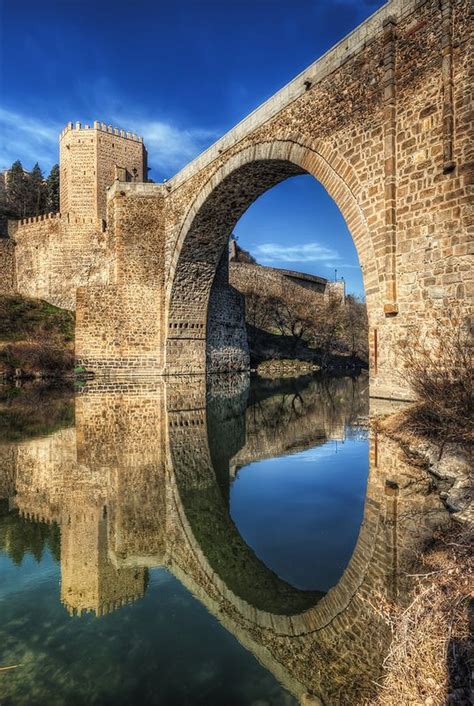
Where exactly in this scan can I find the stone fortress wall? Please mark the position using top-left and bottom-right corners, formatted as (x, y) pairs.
(228, 238), (346, 306)
(229, 261), (346, 310)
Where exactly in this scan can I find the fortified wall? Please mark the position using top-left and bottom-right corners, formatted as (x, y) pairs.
(229, 261), (345, 309)
(228, 239), (346, 304)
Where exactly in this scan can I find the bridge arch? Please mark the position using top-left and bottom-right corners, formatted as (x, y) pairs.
(165, 139), (381, 375)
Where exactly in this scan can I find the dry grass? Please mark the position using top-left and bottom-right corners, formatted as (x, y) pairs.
(0, 295), (75, 378)
(399, 316), (473, 446)
(0, 339), (74, 377)
(370, 523), (473, 706)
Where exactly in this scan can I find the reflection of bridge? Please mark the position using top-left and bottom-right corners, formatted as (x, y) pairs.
(0, 375), (447, 705)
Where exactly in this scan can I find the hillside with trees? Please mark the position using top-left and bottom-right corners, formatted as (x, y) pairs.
(230, 242), (369, 373)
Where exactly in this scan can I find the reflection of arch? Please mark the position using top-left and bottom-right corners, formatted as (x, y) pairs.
(170, 467), (385, 636)
(168, 411), (321, 615)
(166, 375), (390, 638)
(165, 140), (380, 374)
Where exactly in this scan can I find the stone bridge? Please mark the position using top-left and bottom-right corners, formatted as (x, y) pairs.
(0, 376), (449, 704)
(70, 0), (473, 400)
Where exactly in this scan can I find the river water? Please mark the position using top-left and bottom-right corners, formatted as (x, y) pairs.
(0, 373), (448, 706)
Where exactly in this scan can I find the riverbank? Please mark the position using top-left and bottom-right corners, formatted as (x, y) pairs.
(370, 411), (472, 706)
(247, 324), (368, 376)
(372, 520), (472, 706)
(0, 295), (74, 380)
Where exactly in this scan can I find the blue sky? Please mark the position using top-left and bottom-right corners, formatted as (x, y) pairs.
(0, 0), (385, 296)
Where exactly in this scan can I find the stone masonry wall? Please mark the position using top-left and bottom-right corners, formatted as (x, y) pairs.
(8, 213), (110, 310)
(0, 239), (16, 294)
(75, 284), (164, 374)
(230, 261), (321, 302)
(207, 248), (250, 373)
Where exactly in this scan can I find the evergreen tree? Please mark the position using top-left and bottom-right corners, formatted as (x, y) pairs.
(29, 162), (47, 216)
(6, 160), (29, 218)
(46, 164), (60, 213)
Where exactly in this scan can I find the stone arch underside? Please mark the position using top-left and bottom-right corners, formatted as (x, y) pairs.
(165, 140), (380, 375)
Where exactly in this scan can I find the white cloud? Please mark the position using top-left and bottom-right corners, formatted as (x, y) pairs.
(254, 242), (342, 266)
(111, 115), (217, 175)
(0, 105), (216, 177)
(0, 107), (60, 171)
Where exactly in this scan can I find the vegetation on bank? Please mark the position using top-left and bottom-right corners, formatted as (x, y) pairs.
(231, 240), (369, 371)
(371, 522), (472, 706)
(398, 315), (473, 447)
(246, 292), (368, 372)
(0, 384), (75, 441)
(0, 295), (74, 379)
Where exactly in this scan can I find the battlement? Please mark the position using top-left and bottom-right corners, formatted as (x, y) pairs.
(60, 121), (143, 143)
(62, 592), (144, 617)
(16, 212), (105, 227)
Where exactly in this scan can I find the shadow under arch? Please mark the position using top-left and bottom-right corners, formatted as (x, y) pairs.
(165, 139), (381, 374)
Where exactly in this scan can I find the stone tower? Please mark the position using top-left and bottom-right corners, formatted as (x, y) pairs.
(59, 121), (148, 221)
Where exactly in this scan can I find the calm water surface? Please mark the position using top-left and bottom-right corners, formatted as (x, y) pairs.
(0, 374), (447, 705)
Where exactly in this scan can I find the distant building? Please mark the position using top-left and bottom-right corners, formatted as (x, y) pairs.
(229, 238), (345, 305)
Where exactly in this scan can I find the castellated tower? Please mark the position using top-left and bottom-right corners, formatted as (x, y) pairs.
(0, 120), (149, 308)
(59, 121), (148, 221)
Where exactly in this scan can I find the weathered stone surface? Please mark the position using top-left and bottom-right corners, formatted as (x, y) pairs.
(1, 0), (472, 399)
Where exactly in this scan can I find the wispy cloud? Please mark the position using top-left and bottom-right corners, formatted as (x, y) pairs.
(111, 115), (217, 175)
(0, 105), (217, 178)
(254, 242), (342, 267)
(0, 107), (60, 171)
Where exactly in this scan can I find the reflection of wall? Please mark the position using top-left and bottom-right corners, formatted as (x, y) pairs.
(0, 377), (449, 705)
(232, 376), (367, 471)
(0, 427), (147, 617)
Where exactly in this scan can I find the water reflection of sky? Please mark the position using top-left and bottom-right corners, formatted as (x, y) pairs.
(230, 435), (369, 591)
